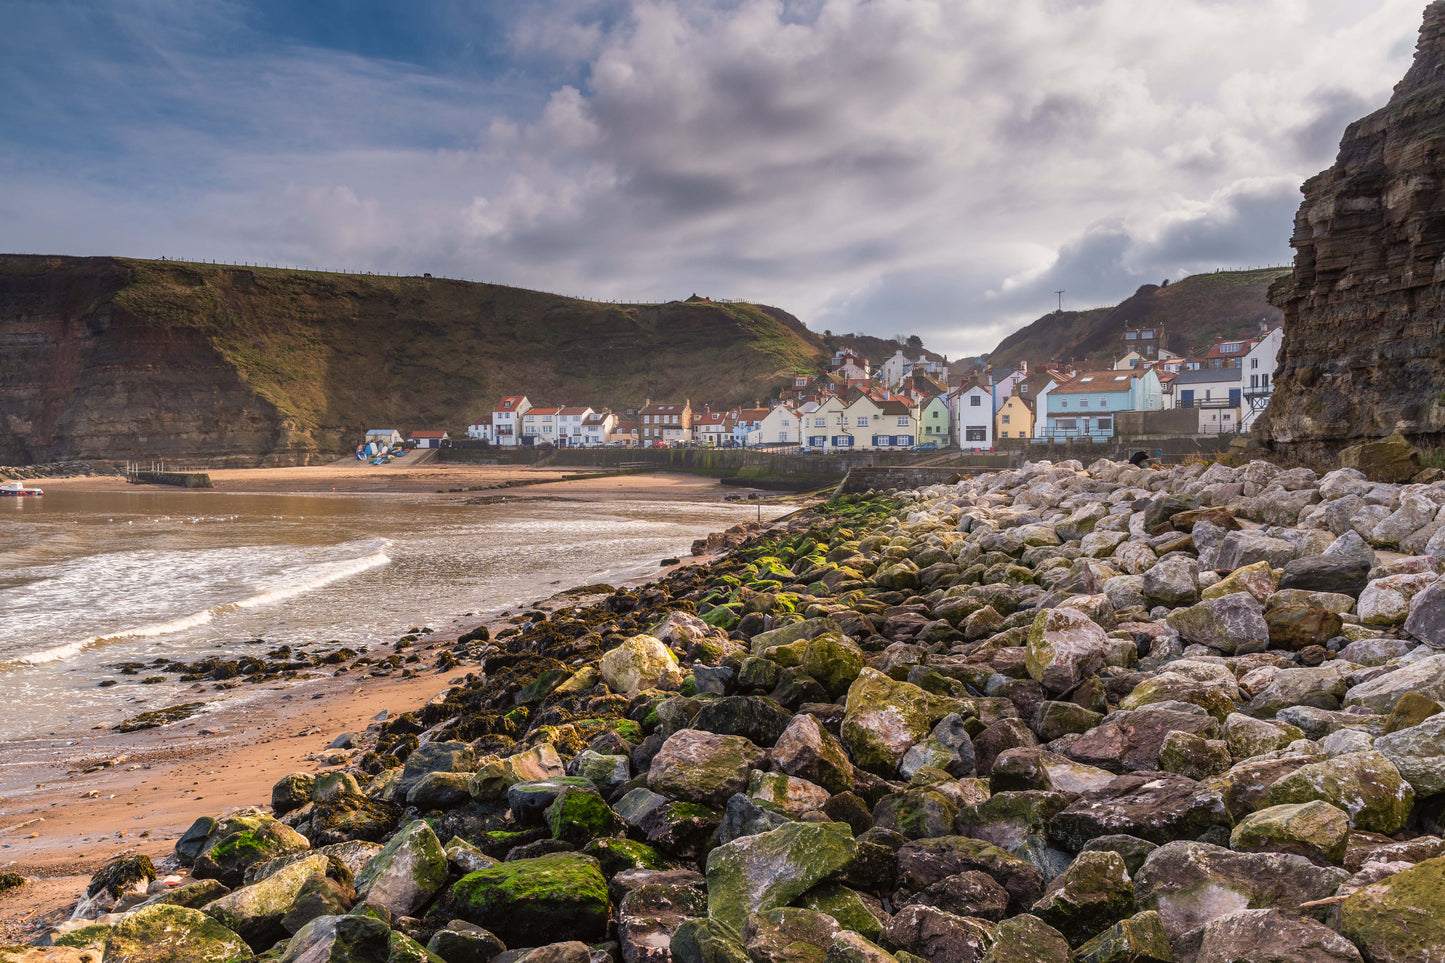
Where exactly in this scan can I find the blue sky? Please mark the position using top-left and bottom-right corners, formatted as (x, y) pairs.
(0, 0), (1426, 355)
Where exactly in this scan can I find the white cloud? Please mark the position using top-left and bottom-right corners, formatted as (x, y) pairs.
(0, 0), (1426, 355)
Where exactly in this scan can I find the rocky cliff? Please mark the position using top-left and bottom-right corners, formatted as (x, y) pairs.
(1260, 2), (1445, 456)
(0, 256), (825, 464)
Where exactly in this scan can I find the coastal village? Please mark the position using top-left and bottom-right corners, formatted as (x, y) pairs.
(373, 323), (1283, 457)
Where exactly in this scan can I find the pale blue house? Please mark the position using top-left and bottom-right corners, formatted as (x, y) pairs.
(1041, 368), (1163, 441)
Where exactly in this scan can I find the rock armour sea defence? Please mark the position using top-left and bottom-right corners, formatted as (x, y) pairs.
(1261, 1), (1445, 456)
(35, 456), (1445, 963)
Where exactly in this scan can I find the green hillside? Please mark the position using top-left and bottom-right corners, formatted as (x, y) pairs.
(0, 255), (828, 460)
(988, 268), (1287, 370)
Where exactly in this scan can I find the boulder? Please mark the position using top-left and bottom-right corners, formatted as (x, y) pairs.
(1028, 851), (1134, 946)
(1165, 593), (1268, 654)
(671, 918), (750, 963)
(977, 914), (1069, 963)
(692, 696), (794, 747)
(1228, 801), (1350, 865)
(1200, 561), (1276, 603)
(1267, 751), (1414, 834)
(647, 730), (767, 807)
(1141, 556), (1199, 607)
(617, 882), (708, 963)
(1358, 573), (1438, 625)
(1174, 908), (1363, 963)
(795, 882), (886, 941)
(742, 908), (841, 963)
(878, 905), (995, 963)
(272, 773), (315, 815)
(192, 815), (310, 887)
(1071, 910), (1173, 963)
(706, 822), (857, 931)
(1339, 855), (1445, 963)
(772, 713), (855, 795)
(204, 853), (331, 951)
(1065, 706), (1220, 774)
(102, 904), (249, 963)
(602, 634), (684, 694)
(546, 786), (623, 844)
(1404, 579), (1445, 648)
(841, 670), (935, 776)
(352, 819), (448, 917)
(427, 921), (507, 963)
(1373, 712), (1445, 795)
(1048, 771), (1232, 850)
(398, 740), (476, 797)
(894, 836), (1045, 914)
(1024, 607), (1110, 694)
(800, 634), (867, 700)
(1344, 654), (1445, 712)
(1133, 841), (1347, 940)
(276, 914), (390, 963)
(447, 853), (610, 947)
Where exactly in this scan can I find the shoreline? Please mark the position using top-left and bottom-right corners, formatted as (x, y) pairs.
(0, 484), (787, 939)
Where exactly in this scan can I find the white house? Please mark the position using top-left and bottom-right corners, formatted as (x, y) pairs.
(491, 396), (531, 447)
(951, 383), (993, 449)
(757, 406), (800, 445)
(557, 406), (594, 446)
(410, 430), (449, 449)
(1241, 327), (1283, 428)
(732, 408), (769, 446)
(465, 421), (495, 443)
(581, 410), (618, 446)
(522, 406), (563, 445)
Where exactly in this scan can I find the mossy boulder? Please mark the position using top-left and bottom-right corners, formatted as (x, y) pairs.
(978, 914), (1069, 963)
(706, 822), (858, 931)
(193, 816), (310, 887)
(447, 853), (610, 948)
(204, 853), (331, 951)
(671, 918), (750, 963)
(545, 786), (623, 844)
(1229, 801), (1349, 865)
(601, 633), (683, 695)
(1339, 855), (1445, 963)
(102, 905), (249, 963)
(87, 854), (156, 899)
(272, 773), (316, 815)
(647, 729), (767, 807)
(800, 634), (866, 700)
(1025, 607), (1110, 694)
(793, 883), (884, 942)
(742, 908), (841, 963)
(352, 819), (448, 917)
(1265, 751), (1414, 835)
(1071, 910), (1173, 963)
(581, 837), (669, 876)
(772, 713), (854, 795)
(1029, 851), (1135, 946)
(841, 670), (934, 776)
(276, 914), (390, 963)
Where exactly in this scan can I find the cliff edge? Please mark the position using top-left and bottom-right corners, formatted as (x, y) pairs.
(0, 256), (825, 464)
(1260, 1), (1445, 456)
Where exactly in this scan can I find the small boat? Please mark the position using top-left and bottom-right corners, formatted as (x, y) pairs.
(0, 480), (43, 497)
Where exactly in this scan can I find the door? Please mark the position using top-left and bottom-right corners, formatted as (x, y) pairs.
(1229, 388), (1241, 408)
(1180, 390), (1194, 408)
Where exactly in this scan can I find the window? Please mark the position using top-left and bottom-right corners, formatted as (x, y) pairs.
(970, 395), (981, 407)
(1056, 418), (1077, 431)
(1251, 358), (1259, 369)
(1099, 397), (1107, 406)
(781, 419), (790, 427)
(1002, 414), (1011, 424)
(1097, 418), (1112, 431)
(1263, 375), (1270, 388)
(815, 417), (826, 427)
(855, 416), (867, 426)
(1080, 399), (1089, 407)
(1060, 400), (1068, 408)
(966, 427), (987, 441)
(897, 417), (908, 426)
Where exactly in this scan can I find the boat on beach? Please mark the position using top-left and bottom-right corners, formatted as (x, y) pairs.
(0, 480), (43, 497)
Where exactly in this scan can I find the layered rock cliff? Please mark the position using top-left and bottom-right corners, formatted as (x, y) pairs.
(0, 256), (825, 464)
(1260, 1), (1445, 456)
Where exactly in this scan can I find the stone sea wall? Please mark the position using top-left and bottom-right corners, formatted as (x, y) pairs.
(27, 457), (1445, 962)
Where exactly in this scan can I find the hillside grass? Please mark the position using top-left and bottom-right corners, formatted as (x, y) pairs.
(107, 259), (826, 450)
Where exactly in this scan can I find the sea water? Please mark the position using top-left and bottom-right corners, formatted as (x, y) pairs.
(0, 489), (783, 741)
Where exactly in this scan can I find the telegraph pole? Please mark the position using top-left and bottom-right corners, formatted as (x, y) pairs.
(1054, 291), (1065, 314)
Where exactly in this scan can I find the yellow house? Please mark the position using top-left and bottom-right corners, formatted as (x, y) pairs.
(996, 394), (1034, 440)
(999, 393), (1034, 439)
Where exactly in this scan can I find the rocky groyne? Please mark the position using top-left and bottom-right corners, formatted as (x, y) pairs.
(18, 457), (1445, 962)
(1261, 1), (1445, 458)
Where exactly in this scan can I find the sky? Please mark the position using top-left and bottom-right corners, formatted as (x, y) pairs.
(0, 0), (1426, 357)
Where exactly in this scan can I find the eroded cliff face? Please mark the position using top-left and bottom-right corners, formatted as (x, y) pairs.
(1260, 1), (1445, 456)
(0, 257), (293, 465)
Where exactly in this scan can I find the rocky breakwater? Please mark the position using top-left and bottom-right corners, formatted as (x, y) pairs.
(1260, 1), (1445, 458)
(21, 457), (1445, 963)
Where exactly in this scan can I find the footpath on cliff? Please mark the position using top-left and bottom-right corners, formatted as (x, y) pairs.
(8, 455), (1445, 963)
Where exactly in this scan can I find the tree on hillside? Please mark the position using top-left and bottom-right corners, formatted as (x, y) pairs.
(906, 334), (923, 353)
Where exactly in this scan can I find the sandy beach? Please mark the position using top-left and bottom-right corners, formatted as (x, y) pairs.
(0, 466), (795, 939)
(35, 461), (749, 501)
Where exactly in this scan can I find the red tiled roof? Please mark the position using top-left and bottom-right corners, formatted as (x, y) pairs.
(559, 406), (591, 416)
(527, 406), (563, 415)
(494, 395), (527, 412)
